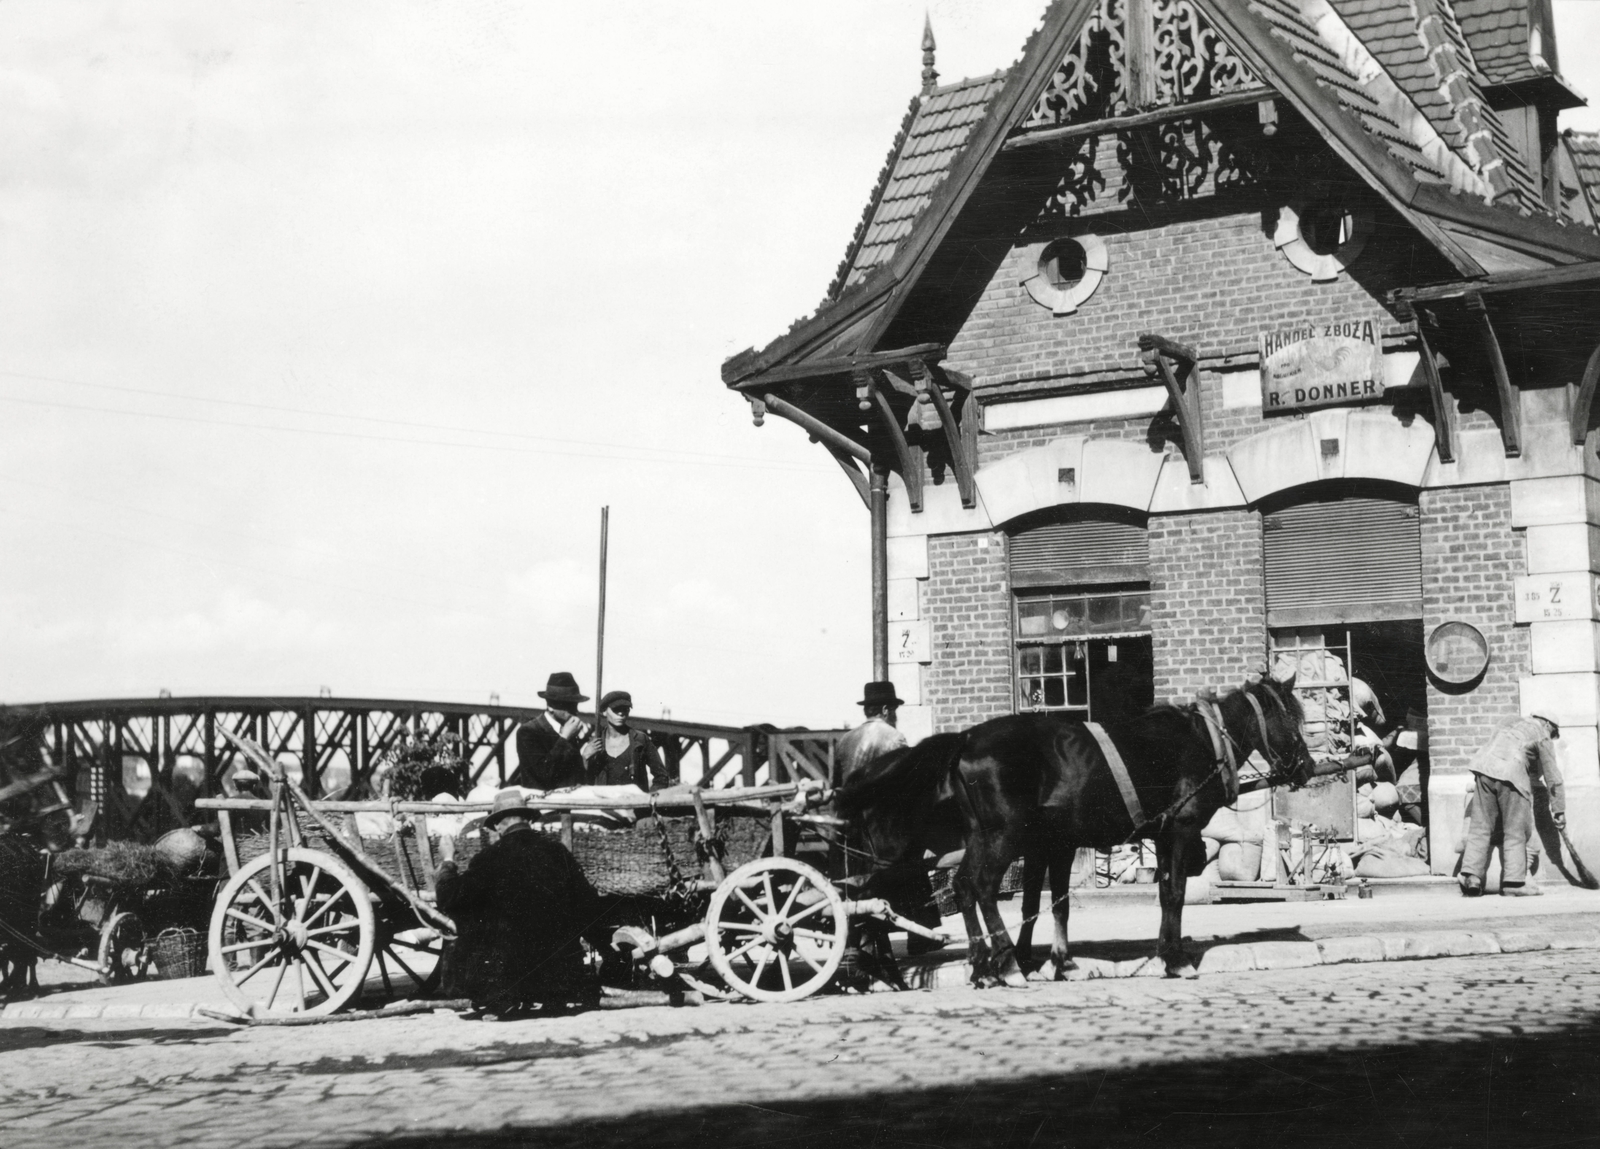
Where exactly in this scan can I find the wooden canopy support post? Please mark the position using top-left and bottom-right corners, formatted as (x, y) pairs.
(918, 360), (977, 508)
(1139, 333), (1204, 483)
(828, 446), (871, 509)
(870, 466), (889, 681)
(1571, 341), (1600, 446)
(1407, 310), (1457, 463)
(1464, 294), (1521, 458)
(759, 392), (871, 463)
(859, 369), (924, 513)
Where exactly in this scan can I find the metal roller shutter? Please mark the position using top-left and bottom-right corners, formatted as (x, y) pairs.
(1009, 519), (1149, 587)
(1263, 497), (1422, 625)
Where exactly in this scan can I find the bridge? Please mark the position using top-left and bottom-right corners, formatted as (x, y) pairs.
(3, 696), (846, 843)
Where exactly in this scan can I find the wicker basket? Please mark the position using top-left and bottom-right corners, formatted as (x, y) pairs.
(567, 815), (770, 898)
(150, 927), (208, 980)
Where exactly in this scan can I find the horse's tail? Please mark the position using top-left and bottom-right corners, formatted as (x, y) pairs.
(835, 730), (968, 817)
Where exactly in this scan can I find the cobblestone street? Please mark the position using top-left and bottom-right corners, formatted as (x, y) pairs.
(4, 947), (1597, 1149)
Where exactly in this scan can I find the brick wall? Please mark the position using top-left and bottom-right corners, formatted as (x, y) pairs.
(947, 206), (1413, 393)
(1148, 510), (1267, 702)
(924, 532), (1013, 731)
(1420, 484), (1528, 776)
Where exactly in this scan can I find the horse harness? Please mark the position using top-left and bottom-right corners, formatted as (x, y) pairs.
(1095, 686), (1289, 842)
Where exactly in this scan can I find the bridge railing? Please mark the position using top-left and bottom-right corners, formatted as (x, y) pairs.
(3, 697), (847, 844)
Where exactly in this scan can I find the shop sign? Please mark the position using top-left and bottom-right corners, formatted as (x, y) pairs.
(1513, 572), (1600, 623)
(1259, 317), (1385, 412)
(888, 619), (931, 664)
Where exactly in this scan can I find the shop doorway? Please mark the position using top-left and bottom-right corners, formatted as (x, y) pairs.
(1263, 485), (1429, 843)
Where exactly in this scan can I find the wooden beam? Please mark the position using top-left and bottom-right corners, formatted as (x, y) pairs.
(828, 446), (871, 509)
(921, 360), (976, 509)
(862, 370), (924, 513)
(1411, 318), (1457, 463)
(1395, 260), (1600, 303)
(1465, 295), (1521, 458)
(759, 392), (871, 463)
(1002, 86), (1277, 152)
(1139, 333), (1204, 484)
(729, 343), (948, 388)
(1572, 340), (1600, 447)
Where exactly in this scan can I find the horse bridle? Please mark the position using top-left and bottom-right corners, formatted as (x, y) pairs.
(1195, 683), (1294, 790)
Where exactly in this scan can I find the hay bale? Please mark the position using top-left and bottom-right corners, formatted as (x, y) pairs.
(52, 841), (171, 887)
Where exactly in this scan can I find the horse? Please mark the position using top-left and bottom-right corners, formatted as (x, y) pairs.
(838, 675), (1315, 985)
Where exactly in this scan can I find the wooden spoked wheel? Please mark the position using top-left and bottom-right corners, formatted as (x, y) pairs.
(97, 910), (147, 984)
(372, 926), (443, 1000)
(209, 847), (375, 1017)
(706, 857), (848, 1003)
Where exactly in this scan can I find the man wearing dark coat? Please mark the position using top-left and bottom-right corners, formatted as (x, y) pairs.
(435, 789), (607, 1014)
(508, 672), (590, 790)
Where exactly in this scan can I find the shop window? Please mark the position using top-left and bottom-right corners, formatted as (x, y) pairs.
(1016, 589), (1153, 724)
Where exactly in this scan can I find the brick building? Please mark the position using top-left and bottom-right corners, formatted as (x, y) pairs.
(723, 0), (1600, 881)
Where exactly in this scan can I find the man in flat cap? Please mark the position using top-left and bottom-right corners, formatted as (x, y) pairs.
(509, 672), (591, 791)
(582, 690), (670, 790)
(1460, 714), (1566, 897)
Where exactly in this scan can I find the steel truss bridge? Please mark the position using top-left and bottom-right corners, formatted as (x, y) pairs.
(5, 697), (845, 844)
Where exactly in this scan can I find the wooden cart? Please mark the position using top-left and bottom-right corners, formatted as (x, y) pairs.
(195, 737), (943, 1018)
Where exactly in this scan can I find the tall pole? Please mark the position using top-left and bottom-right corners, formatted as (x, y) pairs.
(870, 466), (888, 681)
(595, 506), (610, 727)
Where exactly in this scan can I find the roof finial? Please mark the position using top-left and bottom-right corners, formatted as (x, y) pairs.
(921, 14), (938, 96)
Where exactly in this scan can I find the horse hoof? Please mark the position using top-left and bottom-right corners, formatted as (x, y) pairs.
(1052, 959), (1077, 981)
(1165, 962), (1199, 980)
(1003, 969), (1029, 989)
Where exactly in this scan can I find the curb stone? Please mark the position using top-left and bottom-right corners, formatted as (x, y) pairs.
(5, 928), (1599, 1018)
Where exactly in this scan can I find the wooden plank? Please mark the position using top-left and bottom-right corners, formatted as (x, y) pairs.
(1412, 319), (1456, 462)
(195, 780), (810, 813)
(922, 361), (976, 508)
(866, 372), (924, 512)
(1571, 340), (1600, 446)
(1398, 260), (1600, 303)
(1466, 295), (1521, 457)
(217, 809), (240, 877)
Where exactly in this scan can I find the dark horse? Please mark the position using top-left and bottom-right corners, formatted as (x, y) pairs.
(837, 676), (1315, 984)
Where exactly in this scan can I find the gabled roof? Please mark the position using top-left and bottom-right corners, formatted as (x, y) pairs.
(1561, 130), (1600, 229)
(826, 72), (1010, 301)
(723, 0), (1600, 390)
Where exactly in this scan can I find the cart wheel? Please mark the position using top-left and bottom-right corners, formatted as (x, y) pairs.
(209, 847), (375, 1017)
(97, 911), (147, 984)
(706, 857), (848, 1003)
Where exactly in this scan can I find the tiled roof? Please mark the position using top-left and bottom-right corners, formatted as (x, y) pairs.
(1563, 131), (1600, 227)
(827, 71), (1009, 300)
(1325, 0), (1541, 211)
(1453, 0), (1539, 84)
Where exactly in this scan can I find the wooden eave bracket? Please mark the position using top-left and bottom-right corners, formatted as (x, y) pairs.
(1394, 301), (1456, 464)
(859, 368), (924, 513)
(1571, 341), (1600, 447)
(1464, 294), (1521, 458)
(916, 360), (977, 509)
(1139, 333), (1204, 483)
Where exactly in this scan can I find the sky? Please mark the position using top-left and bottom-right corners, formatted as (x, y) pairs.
(0, 2), (1597, 731)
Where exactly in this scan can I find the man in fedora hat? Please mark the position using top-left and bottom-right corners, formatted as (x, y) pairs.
(509, 672), (591, 791)
(835, 681), (908, 783)
(436, 789), (608, 1014)
(834, 681), (943, 954)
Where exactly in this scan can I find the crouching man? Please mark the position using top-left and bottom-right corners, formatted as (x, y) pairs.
(1460, 715), (1566, 898)
(436, 789), (610, 1015)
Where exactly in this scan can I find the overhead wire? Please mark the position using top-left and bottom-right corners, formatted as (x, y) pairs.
(0, 376), (831, 474)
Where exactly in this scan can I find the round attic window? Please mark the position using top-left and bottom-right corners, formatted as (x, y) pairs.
(1274, 199), (1371, 281)
(1042, 238), (1089, 289)
(1023, 233), (1108, 316)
